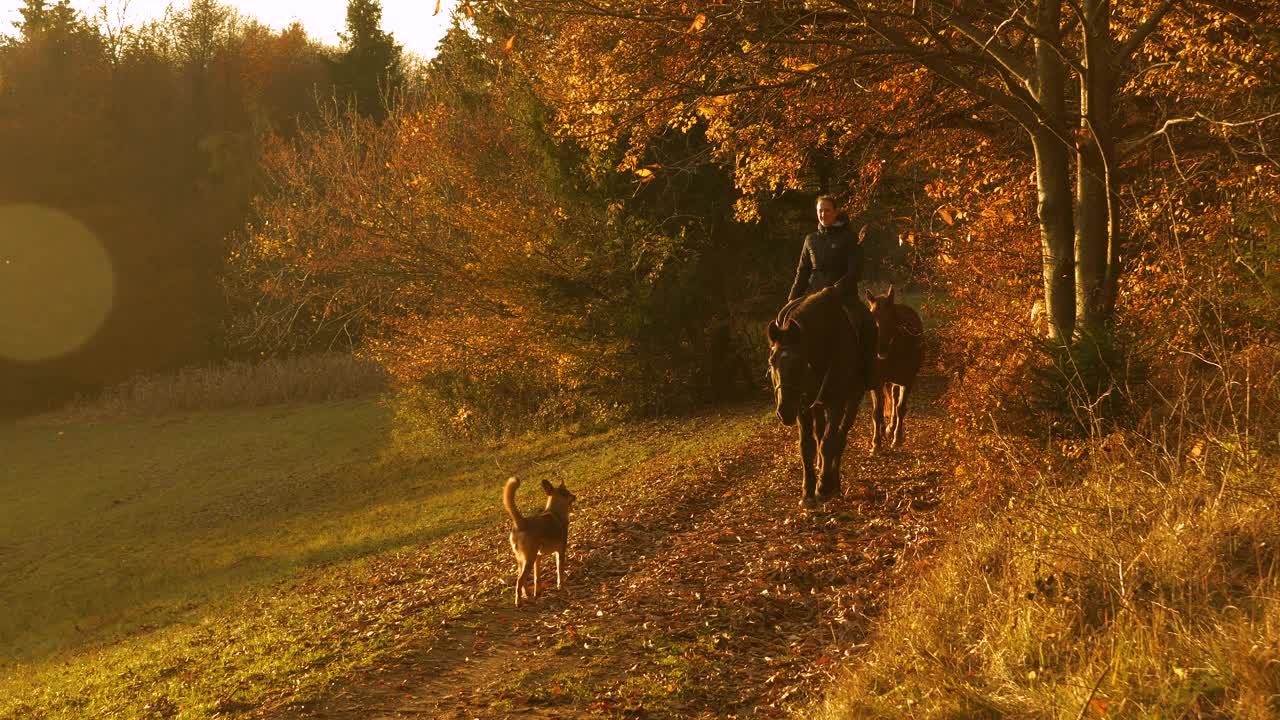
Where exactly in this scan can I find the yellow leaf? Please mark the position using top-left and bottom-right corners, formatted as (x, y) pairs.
(795, 62), (818, 72)
(635, 168), (653, 178)
(503, 35), (515, 52)
(433, 0), (441, 16)
(689, 13), (707, 32)
(939, 208), (954, 225)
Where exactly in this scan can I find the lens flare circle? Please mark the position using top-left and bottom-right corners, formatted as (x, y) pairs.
(0, 204), (116, 363)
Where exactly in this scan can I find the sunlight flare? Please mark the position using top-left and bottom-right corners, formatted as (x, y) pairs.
(0, 204), (115, 363)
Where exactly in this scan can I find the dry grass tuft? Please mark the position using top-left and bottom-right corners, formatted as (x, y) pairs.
(816, 346), (1280, 719)
(35, 353), (388, 422)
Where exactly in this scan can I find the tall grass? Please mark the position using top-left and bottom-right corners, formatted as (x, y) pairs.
(37, 353), (387, 422)
(815, 338), (1280, 719)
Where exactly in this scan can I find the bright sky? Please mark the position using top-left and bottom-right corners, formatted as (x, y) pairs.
(0, 0), (456, 58)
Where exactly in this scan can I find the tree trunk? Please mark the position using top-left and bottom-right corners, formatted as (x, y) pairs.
(1032, 0), (1075, 343)
(1034, 132), (1076, 344)
(1075, 0), (1118, 334)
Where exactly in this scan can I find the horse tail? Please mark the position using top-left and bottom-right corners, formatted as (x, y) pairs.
(503, 477), (527, 529)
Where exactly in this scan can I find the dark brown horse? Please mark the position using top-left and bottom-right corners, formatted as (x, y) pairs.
(864, 286), (924, 451)
(767, 287), (873, 509)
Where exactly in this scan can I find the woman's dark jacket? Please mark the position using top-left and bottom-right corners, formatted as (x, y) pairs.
(787, 221), (865, 302)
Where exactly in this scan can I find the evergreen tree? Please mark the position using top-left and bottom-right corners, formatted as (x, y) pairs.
(12, 0), (82, 41)
(332, 0), (402, 120)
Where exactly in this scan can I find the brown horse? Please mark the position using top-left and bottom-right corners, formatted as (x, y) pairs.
(864, 286), (923, 451)
(767, 287), (873, 509)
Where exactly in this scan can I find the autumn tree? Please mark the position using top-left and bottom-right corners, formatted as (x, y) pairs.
(483, 0), (1278, 344)
(227, 22), (784, 430)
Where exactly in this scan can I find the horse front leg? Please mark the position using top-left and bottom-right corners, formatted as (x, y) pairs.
(812, 410), (828, 480)
(869, 385), (886, 454)
(891, 383), (912, 448)
(798, 409), (819, 509)
(818, 399), (857, 501)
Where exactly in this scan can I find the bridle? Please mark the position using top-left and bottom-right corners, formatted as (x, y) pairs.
(871, 305), (897, 361)
(769, 345), (814, 406)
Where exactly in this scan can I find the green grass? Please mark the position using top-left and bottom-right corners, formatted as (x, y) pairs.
(0, 396), (767, 719)
(2, 399), (408, 663)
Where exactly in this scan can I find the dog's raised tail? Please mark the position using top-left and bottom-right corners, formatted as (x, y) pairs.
(503, 476), (526, 529)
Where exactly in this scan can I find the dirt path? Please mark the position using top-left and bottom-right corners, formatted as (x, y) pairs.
(270, 376), (952, 719)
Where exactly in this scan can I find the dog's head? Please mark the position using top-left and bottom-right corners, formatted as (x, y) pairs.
(541, 479), (577, 513)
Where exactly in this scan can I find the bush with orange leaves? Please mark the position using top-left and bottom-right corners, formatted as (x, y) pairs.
(226, 32), (777, 437)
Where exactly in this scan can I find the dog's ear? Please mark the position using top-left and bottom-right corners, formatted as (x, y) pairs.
(541, 479), (555, 494)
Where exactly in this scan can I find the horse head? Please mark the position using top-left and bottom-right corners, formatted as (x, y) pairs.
(865, 285), (898, 361)
(767, 313), (816, 426)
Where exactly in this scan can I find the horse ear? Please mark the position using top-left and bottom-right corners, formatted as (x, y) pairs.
(541, 479), (555, 494)
(767, 320), (783, 344)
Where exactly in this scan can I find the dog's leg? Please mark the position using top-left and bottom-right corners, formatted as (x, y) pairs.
(515, 555), (531, 607)
(532, 552), (539, 598)
(555, 550), (564, 588)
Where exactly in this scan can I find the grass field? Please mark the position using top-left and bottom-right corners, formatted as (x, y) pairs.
(0, 396), (769, 718)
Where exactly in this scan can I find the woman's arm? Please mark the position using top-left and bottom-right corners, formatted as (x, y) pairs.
(787, 238), (812, 301)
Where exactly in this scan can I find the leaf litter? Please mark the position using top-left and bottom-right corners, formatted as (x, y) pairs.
(262, 377), (953, 719)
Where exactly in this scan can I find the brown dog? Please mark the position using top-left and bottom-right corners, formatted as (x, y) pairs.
(503, 476), (576, 607)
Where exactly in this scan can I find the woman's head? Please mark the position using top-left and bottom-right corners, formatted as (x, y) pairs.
(816, 195), (839, 227)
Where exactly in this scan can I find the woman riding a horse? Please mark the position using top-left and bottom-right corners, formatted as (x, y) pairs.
(787, 196), (878, 390)
(766, 196), (878, 508)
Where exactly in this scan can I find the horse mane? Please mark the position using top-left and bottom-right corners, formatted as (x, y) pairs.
(775, 295), (808, 330)
(776, 289), (843, 334)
